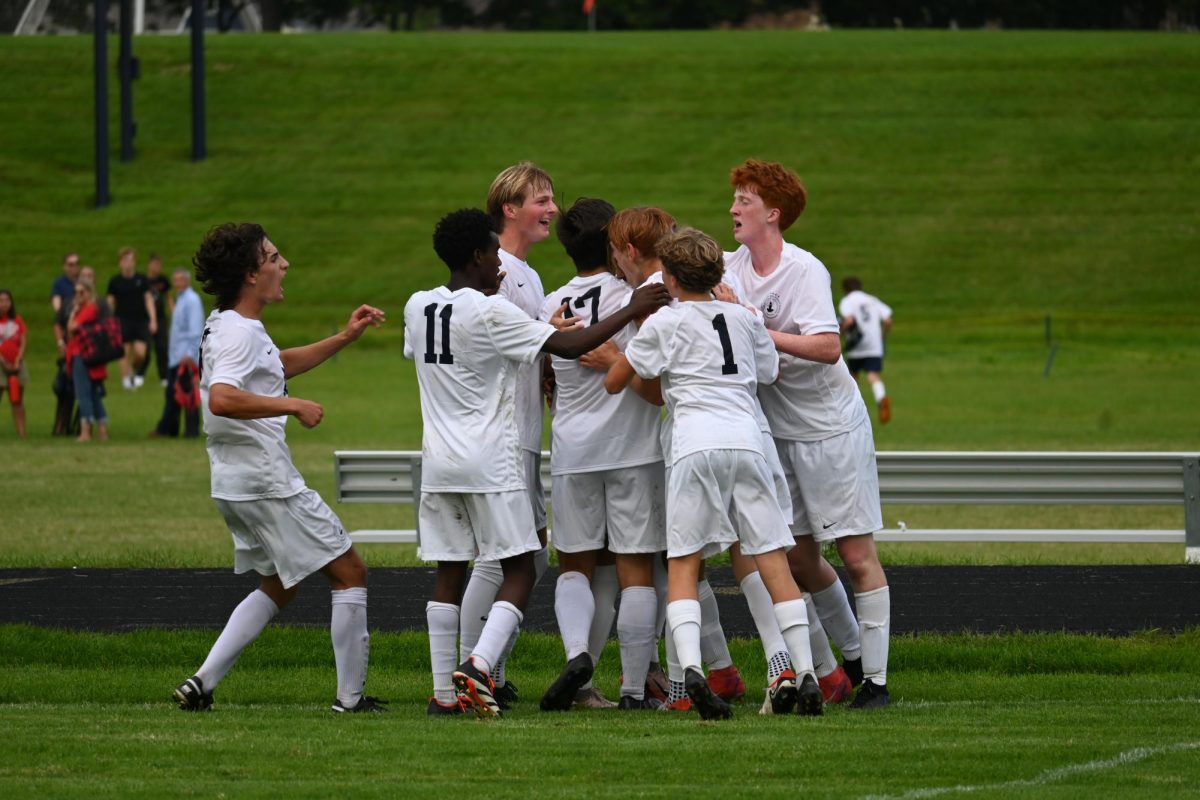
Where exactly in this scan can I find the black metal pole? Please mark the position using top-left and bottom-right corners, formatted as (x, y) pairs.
(190, 0), (206, 161)
(94, 0), (110, 207)
(118, 0), (134, 162)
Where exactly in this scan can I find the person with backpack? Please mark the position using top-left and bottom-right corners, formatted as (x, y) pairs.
(66, 278), (110, 442)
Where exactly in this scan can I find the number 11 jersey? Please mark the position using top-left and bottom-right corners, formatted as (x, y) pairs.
(403, 286), (555, 493)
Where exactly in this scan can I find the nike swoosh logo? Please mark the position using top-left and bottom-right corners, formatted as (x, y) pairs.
(517, 282), (525, 287)
(822, 521), (837, 530)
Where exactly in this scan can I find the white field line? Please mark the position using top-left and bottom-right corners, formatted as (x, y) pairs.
(895, 696), (1200, 709)
(863, 741), (1200, 800)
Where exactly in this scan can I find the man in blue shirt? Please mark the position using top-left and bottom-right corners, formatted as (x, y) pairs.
(151, 268), (205, 437)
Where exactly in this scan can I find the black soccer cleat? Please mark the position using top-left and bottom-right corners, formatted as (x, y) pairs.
(849, 680), (890, 710)
(427, 696), (469, 716)
(617, 694), (664, 711)
(684, 667), (732, 721)
(842, 657), (864, 688)
(539, 653), (594, 712)
(173, 676), (213, 712)
(453, 658), (501, 718)
(493, 679), (519, 710)
(331, 695), (389, 713)
(795, 673), (824, 717)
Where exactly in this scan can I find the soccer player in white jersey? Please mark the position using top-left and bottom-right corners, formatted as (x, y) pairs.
(605, 227), (823, 721)
(537, 198), (667, 712)
(454, 162), (558, 707)
(724, 159), (892, 709)
(405, 208), (669, 718)
(839, 276), (894, 424)
(173, 223), (386, 714)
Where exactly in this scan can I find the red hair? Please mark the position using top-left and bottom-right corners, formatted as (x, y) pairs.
(730, 159), (807, 231)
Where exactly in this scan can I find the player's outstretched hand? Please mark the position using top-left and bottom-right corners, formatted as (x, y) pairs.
(579, 339), (619, 372)
(345, 304), (387, 341)
(294, 399), (325, 429)
(712, 282), (740, 305)
(627, 283), (671, 319)
(548, 303), (586, 332)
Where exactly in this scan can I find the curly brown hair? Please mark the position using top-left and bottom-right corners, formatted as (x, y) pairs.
(729, 159), (807, 231)
(654, 227), (724, 295)
(193, 223), (267, 311)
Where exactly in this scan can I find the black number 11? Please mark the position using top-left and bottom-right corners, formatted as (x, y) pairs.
(423, 303), (454, 364)
(711, 313), (739, 375)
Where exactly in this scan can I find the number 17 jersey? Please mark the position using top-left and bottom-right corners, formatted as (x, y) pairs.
(403, 286), (555, 493)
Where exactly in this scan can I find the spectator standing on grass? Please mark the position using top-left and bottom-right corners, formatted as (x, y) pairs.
(51, 252), (81, 356)
(53, 265), (95, 437)
(455, 162), (560, 709)
(150, 268), (204, 438)
(0, 289), (28, 438)
(407, 208), (670, 717)
(172, 223), (386, 714)
(106, 247), (157, 391)
(724, 159), (892, 709)
(839, 276), (893, 424)
(65, 279), (109, 443)
(139, 253), (173, 387)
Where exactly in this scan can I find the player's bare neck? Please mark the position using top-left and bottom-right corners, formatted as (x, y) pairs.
(231, 295), (265, 321)
(747, 231), (784, 277)
(498, 228), (532, 262)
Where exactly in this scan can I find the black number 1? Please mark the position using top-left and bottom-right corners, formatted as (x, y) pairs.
(423, 303), (454, 364)
(711, 313), (739, 375)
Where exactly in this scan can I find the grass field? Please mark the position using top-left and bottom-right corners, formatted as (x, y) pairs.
(1, 626), (1198, 798)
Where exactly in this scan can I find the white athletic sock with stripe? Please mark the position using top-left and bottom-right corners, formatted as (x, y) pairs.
(806, 594), (839, 678)
(666, 599), (704, 675)
(555, 571), (594, 660)
(811, 579), (862, 661)
(471, 600), (522, 677)
(459, 560), (503, 662)
(773, 598), (815, 679)
(616, 586), (657, 700)
(426, 601), (459, 704)
(856, 586), (891, 685)
(697, 579), (733, 671)
(739, 572), (788, 665)
(196, 589), (278, 691)
(331, 587), (369, 708)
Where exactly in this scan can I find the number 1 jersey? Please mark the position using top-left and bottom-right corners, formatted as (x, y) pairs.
(403, 286), (555, 493)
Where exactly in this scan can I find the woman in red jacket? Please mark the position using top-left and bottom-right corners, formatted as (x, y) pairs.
(0, 289), (26, 438)
(66, 279), (109, 442)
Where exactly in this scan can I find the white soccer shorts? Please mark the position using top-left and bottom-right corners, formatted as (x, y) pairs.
(550, 462), (667, 554)
(775, 418), (884, 542)
(215, 487), (352, 590)
(523, 449), (548, 532)
(416, 490), (542, 562)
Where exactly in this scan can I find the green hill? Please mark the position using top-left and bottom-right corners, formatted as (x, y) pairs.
(2, 30), (1198, 451)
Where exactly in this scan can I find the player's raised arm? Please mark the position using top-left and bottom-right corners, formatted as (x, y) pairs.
(280, 304), (386, 379)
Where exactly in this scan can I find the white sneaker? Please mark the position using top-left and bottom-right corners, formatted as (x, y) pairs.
(132, 375), (145, 389)
(122, 375), (135, 391)
(160, 379), (169, 388)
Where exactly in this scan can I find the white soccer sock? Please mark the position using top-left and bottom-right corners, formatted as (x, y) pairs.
(872, 381), (887, 404)
(491, 625), (519, 687)
(666, 599), (703, 675)
(806, 594), (838, 678)
(664, 616), (683, 682)
(471, 600), (523, 676)
(739, 572), (787, 663)
(811, 579), (862, 661)
(773, 598), (815, 679)
(331, 587), (370, 708)
(459, 560), (503, 662)
(856, 586), (891, 685)
(196, 589), (278, 691)
(697, 579), (733, 671)
(616, 586), (657, 699)
(426, 601), (459, 704)
(554, 571), (595, 660)
(587, 564), (619, 665)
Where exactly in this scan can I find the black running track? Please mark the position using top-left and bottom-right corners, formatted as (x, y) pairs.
(2, 566), (1198, 635)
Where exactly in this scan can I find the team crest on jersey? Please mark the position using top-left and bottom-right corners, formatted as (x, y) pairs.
(761, 292), (783, 320)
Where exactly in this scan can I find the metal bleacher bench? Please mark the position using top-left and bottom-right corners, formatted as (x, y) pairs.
(334, 451), (1200, 563)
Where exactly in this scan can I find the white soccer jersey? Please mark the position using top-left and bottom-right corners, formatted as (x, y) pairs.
(403, 286), (555, 493)
(200, 309), (306, 501)
(497, 249), (547, 454)
(539, 272), (663, 474)
(725, 243), (868, 442)
(839, 289), (892, 359)
(625, 300), (778, 466)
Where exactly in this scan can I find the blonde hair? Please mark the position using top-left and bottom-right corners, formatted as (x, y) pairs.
(486, 162), (554, 225)
(607, 206), (676, 259)
(75, 278), (96, 296)
(655, 227), (724, 294)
